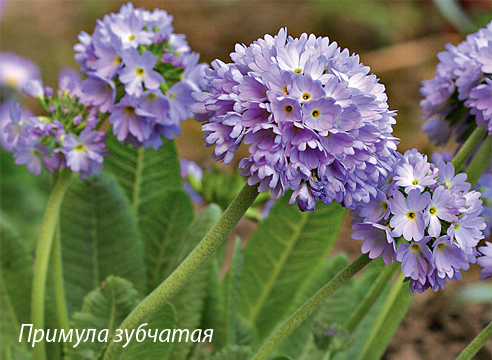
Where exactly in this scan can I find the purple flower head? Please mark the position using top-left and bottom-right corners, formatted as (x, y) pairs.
(0, 53), (40, 91)
(108, 95), (155, 142)
(74, 2), (207, 147)
(421, 20), (492, 142)
(351, 149), (487, 294)
(193, 28), (398, 211)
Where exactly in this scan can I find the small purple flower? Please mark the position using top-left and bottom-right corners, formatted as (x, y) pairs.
(396, 238), (433, 284)
(13, 138), (52, 176)
(22, 78), (44, 98)
(432, 235), (469, 280)
(108, 95), (155, 142)
(119, 49), (165, 97)
(389, 189), (430, 242)
(424, 185), (459, 237)
(62, 128), (106, 175)
(351, 221), (396, 266)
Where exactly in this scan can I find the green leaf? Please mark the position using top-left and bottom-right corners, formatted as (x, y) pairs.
(4, 345), (32, 360)
(199, 257), (223, 347)
(59, 174), (146, 316)
(120, 303), (176, 360)
(104, 134), (194, 293)
(142, 190), (195, 292)
(0, 219), (32, 356)
(356, 276), (413, 360)
(238, 194), (347, 340)
(210, 346), (253, 360)
(64, 276), (142, 360)
(165, 205), (222, 360)
(219, 238), (244, 348)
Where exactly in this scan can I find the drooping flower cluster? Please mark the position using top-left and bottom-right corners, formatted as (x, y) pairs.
(351, 149), (486, 294)
(2, 70), (107, 177)
(74, 2), (207, 149)
(420, 20), (492, 145)
(192, 28), (398, 212)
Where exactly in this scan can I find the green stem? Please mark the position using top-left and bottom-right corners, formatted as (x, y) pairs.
(345, 262), (399, 334)
(102, 183), (259, 360)
(451, 125), (487, 172)
(251, 254), (371, 360)
(50, 224), (70, 333)
(455, 320), (492, 360)
(464, 134), (492, 188)
(31, 169), (72, 360)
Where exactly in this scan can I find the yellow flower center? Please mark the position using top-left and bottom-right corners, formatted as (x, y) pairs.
(125, 106), (136, 115)
(302, 93), (311, 101)
(284, 105), (293, 113)
(429, 206), (437, 215)
(148, 93), (157, 100)
(311, 110), (320, 118)
(437, 242), (445, 250)
(75, 144), (85, 152)
(128, 34), (136, 41)
(294, 68), (302, 73)
(411, 243), (420, 251)
(406, 211), (416, 220)
(412, 179), (419, 185)
(115, 56), (122, 65)
(136, 67), (145, 76)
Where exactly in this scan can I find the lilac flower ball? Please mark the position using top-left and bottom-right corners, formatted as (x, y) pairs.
(192, 28), (398, 212)
(351, 149), (486, 294)
(74, 2), (207, 148)
(420, 20), (492, 144)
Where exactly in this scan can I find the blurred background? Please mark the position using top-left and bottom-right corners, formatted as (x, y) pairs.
(1, 1), (491, 359)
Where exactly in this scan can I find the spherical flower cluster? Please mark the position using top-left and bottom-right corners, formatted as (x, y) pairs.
(351, 149), (486, 294)
(74, 2), (207, 149)
(2, 70), (107, 178)
(192, 28), (398, 212)
(420, 20), (492, 145)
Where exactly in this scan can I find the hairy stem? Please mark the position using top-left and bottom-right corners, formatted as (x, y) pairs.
(50, 224), (70, 333)
(31, 169), (72, 360)
(455, 320), (492, 360)
(251, 254), (371, 360)
(102, 183), (259, 360)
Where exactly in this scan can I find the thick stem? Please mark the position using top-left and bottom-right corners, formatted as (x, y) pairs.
(102, 183), (259, 360)
(31, 169), (72, 360)
(50, 224), (70, 333)
(251, 254), (371, 360)
(451, 125), (487, 172)
(455, 320), (492, 360)
(344, 262), (399, 334)
(464, 134), (492, 188)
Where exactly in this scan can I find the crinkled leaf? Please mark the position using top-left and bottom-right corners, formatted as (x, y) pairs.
(64, 276), (141, 360)
(104, 134), (194, 293)
(238, 194), (347, 340)
(166, 205), (222, 360)
(60, 174), (146, 315)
